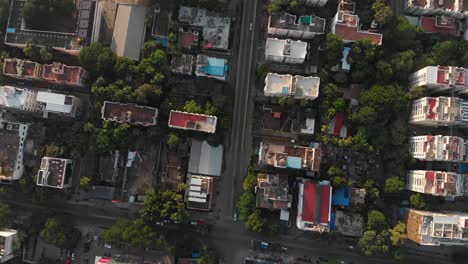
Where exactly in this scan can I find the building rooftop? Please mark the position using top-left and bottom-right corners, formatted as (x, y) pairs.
(178, 6), (230, 50)
(178, 27), (200, 50)
(101, 101), (158, 126)
(333, 0), (383, 45)
(168, 110), (217, 133)
(332, 210), (364, 236)
(162, 153), (185, 192)
(258, 141), (321, 171)
(297, 181), (332, 232)
(407, 170), (464, 197)
(185, 174), (214, 211)
(41, 62), (88, 86)
(407, 0), (468, 13)
(256, 173), (291, 210)
(111, 4), (148, 60)
(409, 135), (467, 162)
(37, 157), (73, 189)
(420, 16), (461, 36)
(410, 97), (463, 124)
(2, 59), (41, 79)
(36, 91), (77, 115)
(265, 38), (308, 61)
(269, 12), (326, 34)
(188, 139), (223, 177)
(405, 209), (468, 246)
(332, 187), (351, 207)
(195, 55), (228, 80)
(0, 118), (28, 182)
(171, 54), (194, 75)
(152, 6), (170, 46)
(328, 112), (348, 137)
(0, 86), (42, 112)
(264, 73), (319, 100)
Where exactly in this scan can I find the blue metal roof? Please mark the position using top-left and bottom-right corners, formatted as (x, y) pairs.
(286, 156), (302, 169)
(330, 213), (336, 230)
(332, 187), (350, 207)
(206, 58), (226, 77)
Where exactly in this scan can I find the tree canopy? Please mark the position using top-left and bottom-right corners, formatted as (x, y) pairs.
(367, 210), (387, 232)
(384, 176), (405, 193)
(141, 189), (188, 224)
(371, 0), (392, 25)
(102, 218), (160, 249)
(0, 202), (11, 227)
(325, 33), (344, 67)
(359, 230), (390, 256)
(409, 193), (426, 210)
(40, 217), (80, 249)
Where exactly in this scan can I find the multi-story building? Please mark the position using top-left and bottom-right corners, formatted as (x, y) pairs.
(407, 170), (464, 198)
(185, 174), (214, 211)
(409, 66), (468, 94)
(265, 38), (308, 64)
(37, 157), (73, 189)
(405, 209), (468, 246)
(281, 0), (329, 6)
(331, 0), (383, 45)
(409, 135), (467, 162)
(0, 86), (43, 112)
(409, 97), (463, 126)
(268, 12), (326, 39)
(264, 73), (319, 100)
(258, 141), (321, 171)
(195, 55), (228, 81)
(101, 101), (158, 126)
(36, 91), (80, 118)
(404, 0), (468, 19)
(296, 180), (332, 232)
(419, 16), (461, 37)
(3, 59), (89, 87)
(168, 110), (217, 133)
(256, 174), (292, 210)
(0, 118), (29, 184)
(0, 229), (17, 263)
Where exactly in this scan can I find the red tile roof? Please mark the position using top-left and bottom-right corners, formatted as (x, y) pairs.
(333, 112), (344, 136)
(42, 63), (86, 86)
(420, 17), (460, 37)
(179, 31), (198, 49)
(168, 110), (217, 133)
(319, 184), (331, 224)
(169, 111), (207, 127)
(302, 182), (316, 222)
(427, 98), (437, 120)
(334, 23), (383, 45)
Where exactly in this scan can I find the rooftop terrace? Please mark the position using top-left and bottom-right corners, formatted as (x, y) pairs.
(168, 110), (217, 133)
(258, 141), (321, 171)
(37, 157), (73, 188)
(101, 101), (158, 126)
(256, 174), (291, 210)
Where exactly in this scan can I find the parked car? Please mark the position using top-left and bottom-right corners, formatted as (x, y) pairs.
(104, 244), (112, 249)
(71, 253), (75, 260)
(233, 213), (238, 221)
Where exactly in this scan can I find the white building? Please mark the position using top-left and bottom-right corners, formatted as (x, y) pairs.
(265, 38), (308, 64)
(264, 73), (319, 100)
(0, 118), (29, 184)
(406, 209), (468, 246)
(268, 12), (326, 39)
(409, 97), (463, 126)
(296, 180), (332, 232)
(36, 91), (80, 118)
(0, 86), (42, 112)
(409, 135), (467, 162)
(407, 170), (464, 198)
(404, 0), (468, 19)
(409, 66), (468, 94)
(0, 229), (17, 263)
(37, 157), (73, 189)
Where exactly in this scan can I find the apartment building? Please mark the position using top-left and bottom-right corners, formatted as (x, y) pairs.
(409, 97), (463, 126)
(264, 73), (320, 100)
(409, 66), (468, 94)
(407, 170), (464, 198)
(409, 135), (467, 162)
(265, 38), (308, 64)
(268, 12), (326, 39)
(405, 0), (468, 19)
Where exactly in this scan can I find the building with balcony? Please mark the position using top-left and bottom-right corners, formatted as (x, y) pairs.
(258, 141), (321, 171)
(256, 174), (292, 210)
(405, 209), (468, 246)
(264, 73), (319, 100)
(409, 135), (467, 162)
(409, 97), (463, 126)
(37, 157), (73, 189)
(265, 38), (308, 64)
(168, 111), (217, 133)
(0, 118), (28, 184)
(404, 0), (468, 19)
(195, 55), (228, 81)
(407, 170), (464, 198)
(268, 12), (326, 39)
(101, 101), (158, 126)
(0, 86), (43, 112)
(0, 229), (17, 263)
(2, 59), (42, 80)
(185, 174), (214, 211)
(419, 16), (461, 37)
(331, 0), (383, 45)
(296, 180), (332, 232)
(409, 66), (468, 94)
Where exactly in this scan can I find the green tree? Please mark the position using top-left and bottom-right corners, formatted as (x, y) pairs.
(359, 230), (390, 256)
(237, 192), (255, 222)
(242, 168), (257, 192)
(167, 133), (179, 148)
(204, 101), (218, 115)
(43, 144), (64, 157)
(245, 210), (265, 233)
(325, 33), (344, 67)
(23, 45), (40, 61)
(79, 42), (103, 74)
(367, 210), (387, 231)
(351, 106), (378, 124)
(0, 202), (11, 227)
(426, 40), (457, 66)
(363, 179), (379, 200)
(392, 50), (416, 73)
(268, 0), (281, 14)
(141, 189), (188, 224)
(331, 176), (350, 189)
(39, 47), (54, 62)
(143, 40), (161, 57)
(40, 218), (66, 248)
(389, 222), (406, 247)
(97, 48), (117, 76)
(384, 176), (405, 193)
(371, 0), (392, 25)
(388, 17), (419, 51)
(409, 193), (426, 210)
(328, 166), (343, 178)
(376, 61), (393, 82)
(183, 100), (204, 114)
(102, 218), (160, 249)
(134, 83), (162, 104)
(348, 39), (380, 82)
(406, 86), (425, 100)
(113, 56), (136, 77)
(80, 176), (92, 190)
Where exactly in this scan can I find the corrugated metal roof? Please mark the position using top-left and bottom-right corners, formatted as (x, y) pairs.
(111, 4), (147, 60)
(188, 140), (223, 176)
